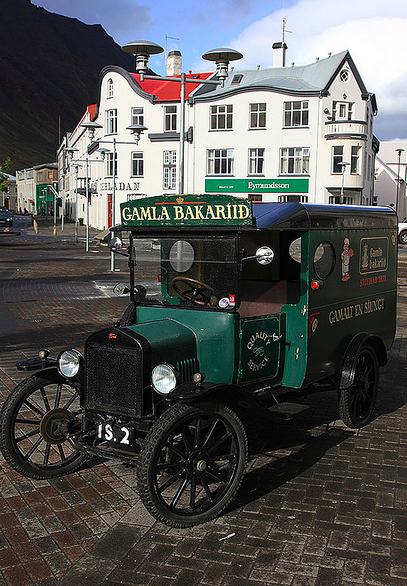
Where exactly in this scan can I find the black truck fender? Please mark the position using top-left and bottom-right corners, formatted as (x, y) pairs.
(339, 333), (387, 390)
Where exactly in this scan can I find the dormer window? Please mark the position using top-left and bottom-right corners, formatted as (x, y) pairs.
(333, 101), (353, 121)
(107, 79), (114, 99)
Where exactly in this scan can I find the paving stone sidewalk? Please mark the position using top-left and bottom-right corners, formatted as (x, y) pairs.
(0, 231), (405, 585)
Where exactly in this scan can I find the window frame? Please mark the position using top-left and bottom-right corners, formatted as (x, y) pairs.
(351, 145), (361, 175)
(248, 148), (265, 175)
(283, 101), (309, 128)
(107, 78), (114, 99)
(206, 149), (234, 176)
(163, 150), (177, 189)
(105, 151), (118, 178)
(249, 103), (267, 129)
(279, 147), (310, 175)
(106, 109), (117, 135)
(331, 145), (344, 174)
(131, 107), (144, 126)
(131, 151), (144, 178)
(209, 105), (233, 131)
(164, 105), (177, 132)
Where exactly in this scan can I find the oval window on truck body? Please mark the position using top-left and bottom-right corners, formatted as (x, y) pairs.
(314, 241), (335, 279)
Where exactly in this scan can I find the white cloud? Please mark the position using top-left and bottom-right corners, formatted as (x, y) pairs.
(225, 0), (407, 139)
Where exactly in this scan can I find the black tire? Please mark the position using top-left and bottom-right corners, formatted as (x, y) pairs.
(399, 231), (407, 245)
(339, 345), (379, 428)
(0, 375), (86, 479)
(137, 402), (248, 528)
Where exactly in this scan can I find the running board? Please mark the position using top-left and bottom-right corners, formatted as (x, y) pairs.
(267, 402), (309, 419)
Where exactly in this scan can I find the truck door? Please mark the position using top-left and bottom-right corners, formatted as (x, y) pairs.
(239, 314), (283, 383)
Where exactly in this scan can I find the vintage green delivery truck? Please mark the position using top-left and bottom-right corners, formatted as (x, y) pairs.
(0, 195), (397, 527)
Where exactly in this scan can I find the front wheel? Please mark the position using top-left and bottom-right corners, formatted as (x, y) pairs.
(137, 402), (248, 527)
(339, 345), (379, 428)
(0, 375), (86, 479)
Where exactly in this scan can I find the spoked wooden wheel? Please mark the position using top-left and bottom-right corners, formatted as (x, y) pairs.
(137, 402), (247, 527)
(339, 345), (379, 428)
(0, 375), (86, 479)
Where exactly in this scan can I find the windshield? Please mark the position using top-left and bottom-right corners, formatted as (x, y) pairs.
(131, 236), (238, 310)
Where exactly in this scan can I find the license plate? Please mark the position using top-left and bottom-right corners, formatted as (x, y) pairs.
(97, 422), (133, 446)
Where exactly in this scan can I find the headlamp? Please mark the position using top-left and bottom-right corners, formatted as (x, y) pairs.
(151, 363), (177, 395)
(58, 349), (82, 378)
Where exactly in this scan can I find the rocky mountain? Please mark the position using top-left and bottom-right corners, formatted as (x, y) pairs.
(0, 0), (133, 171)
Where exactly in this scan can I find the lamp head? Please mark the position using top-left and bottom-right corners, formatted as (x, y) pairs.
(127, 123), (147, 144)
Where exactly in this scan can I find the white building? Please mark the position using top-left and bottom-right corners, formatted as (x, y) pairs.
(58, 45), (379, 231)
(16, 163), (58, 214)
(374, 140), (407, 219)
(0, 174), (17, 210)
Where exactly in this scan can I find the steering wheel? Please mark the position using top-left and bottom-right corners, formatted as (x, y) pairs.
(171, 277), (215, 306)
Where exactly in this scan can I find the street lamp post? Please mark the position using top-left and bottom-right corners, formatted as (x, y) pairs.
(121, 41), (243, 195)
(338, 161), (350, 204)
(81, 125), (147, 272)
(395, 148), (405, 217)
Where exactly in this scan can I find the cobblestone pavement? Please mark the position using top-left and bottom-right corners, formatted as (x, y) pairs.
(0, 222), (405, 585)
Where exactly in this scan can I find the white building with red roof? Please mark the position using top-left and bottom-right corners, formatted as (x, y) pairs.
(58, 45), (379, 231)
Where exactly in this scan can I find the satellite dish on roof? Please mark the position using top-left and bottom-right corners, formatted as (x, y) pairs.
(202, 48), (243, 85)
(122, 40), (164, 74)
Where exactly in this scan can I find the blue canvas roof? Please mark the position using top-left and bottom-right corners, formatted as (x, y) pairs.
(252, 202), (396, 230)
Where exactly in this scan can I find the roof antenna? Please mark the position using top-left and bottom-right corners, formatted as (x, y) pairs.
(257, 64), (260, 70)
(316, 57), (319, 62)
(291, 62), (295, 67)
(164, 34), (180, 66)
(328, 52), (332, 57)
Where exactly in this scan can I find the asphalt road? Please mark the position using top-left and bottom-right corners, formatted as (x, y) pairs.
(0, 219), (405, 586)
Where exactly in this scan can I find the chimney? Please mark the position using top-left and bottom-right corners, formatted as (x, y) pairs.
(272, 42), (287, 67)
(166, 50), (182, 76)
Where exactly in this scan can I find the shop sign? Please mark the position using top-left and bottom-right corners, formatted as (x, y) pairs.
(205, 178), (309, 194)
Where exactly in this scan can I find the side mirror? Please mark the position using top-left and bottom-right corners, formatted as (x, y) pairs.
(256, 246), (274, 265)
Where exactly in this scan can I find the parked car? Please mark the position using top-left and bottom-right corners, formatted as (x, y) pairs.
(398, 218), (407, 244)
(0, 195), (398, 527)
(0, 209), (13, 227)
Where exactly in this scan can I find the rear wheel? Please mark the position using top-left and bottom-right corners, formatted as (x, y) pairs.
(399, 231), (407, 245)
(339, 345), (379, 428)
(137, 402), (247, 527)
(0, 375), (86, 479)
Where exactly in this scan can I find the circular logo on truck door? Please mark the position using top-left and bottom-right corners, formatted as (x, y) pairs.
(246, 331), (272, 372)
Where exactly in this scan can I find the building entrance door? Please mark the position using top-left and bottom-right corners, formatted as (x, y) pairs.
(107, 194), (112, 228)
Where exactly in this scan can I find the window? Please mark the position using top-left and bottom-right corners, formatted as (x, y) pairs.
(207, 149), (234, 175)
(351, 146), (361, 174)
(210, 105), (233, 130)
(278, 194), (309, 203)
(163, 150), (176, 189)
(106, 109), (117, 134)
(249, 103), (266, 129)
(107, 79), (113, 99)
(248, 148), (265, 175)
(164, 106), (177, 132)
(106, 152), (117, 177)
(132, 152), (144, 177)
(340, 69), (349, 82)
(284, 101), (309, 127)
(329, 195), (353, 205)
(131, 107), (144, 126)
(332, 146), (344, 173)
(280, 147), (310, 175)
(314, 242), (335, 280)
(334, 101), (353, 121)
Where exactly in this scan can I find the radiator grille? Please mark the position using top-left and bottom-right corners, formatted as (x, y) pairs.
(85, 343), (143, 417)
(176, 357), (199, 383)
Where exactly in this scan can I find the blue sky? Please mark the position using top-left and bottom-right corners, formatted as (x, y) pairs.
(33, 0), (407, 140)
(33, 0), (294, 74)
